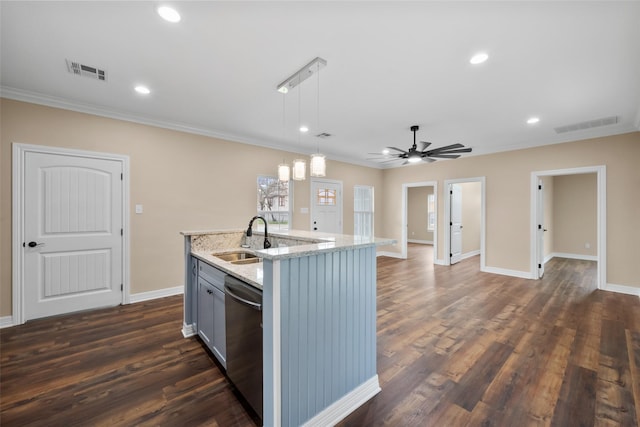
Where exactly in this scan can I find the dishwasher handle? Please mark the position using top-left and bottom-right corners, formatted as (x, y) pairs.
(224, 284), (262, 311)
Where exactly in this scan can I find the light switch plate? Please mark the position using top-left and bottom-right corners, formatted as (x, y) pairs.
(300, 207), (309, 214)
(135, 204), (143, 214)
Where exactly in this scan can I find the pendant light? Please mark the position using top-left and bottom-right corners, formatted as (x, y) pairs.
(292, 78), (306, 181)
(275, 57), (327, 181)
(310, 60), (327, 177)
(277, 93), (291, 181)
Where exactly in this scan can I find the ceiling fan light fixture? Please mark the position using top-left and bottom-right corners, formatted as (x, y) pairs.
(382, 148), (390, 155)
(527, 117), (540, 124)
(407, 154), (422, 163)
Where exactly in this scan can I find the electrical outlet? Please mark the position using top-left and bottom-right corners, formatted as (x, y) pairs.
(585, 242), (590, 249)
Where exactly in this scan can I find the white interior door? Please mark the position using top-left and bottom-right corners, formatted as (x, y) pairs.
(23, 151), (123, 320)
(536, 179), (545, 278)
(450, 184), (463, 264)
(311, 179), (343, 234)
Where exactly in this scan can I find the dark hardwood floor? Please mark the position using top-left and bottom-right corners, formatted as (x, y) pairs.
(2, 244), (639, 426)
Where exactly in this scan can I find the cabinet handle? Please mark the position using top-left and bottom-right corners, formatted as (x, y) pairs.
(206, 289), (213, 295)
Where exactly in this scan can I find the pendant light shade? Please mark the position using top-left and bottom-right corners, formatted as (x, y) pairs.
(292, 159), (306, 181)
(278, 163), (290, 181)
(310, 153), (326, 177)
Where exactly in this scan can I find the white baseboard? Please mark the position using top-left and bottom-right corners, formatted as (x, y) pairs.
(544, 253), (554, 264)
(182, 323), (197, 338)
(461, 250), (480, 261)
(482, 266), (534, 279)
(550, 252), (598, 262)
(129, 286), (183, 303)
(407, 239), (433, 245)
(435, 259), (446, 266)
(0, 315), (14, 329)
(376, 251), (404, 259)
(302, 375), (381, 427)
(602, 283), (640, 297)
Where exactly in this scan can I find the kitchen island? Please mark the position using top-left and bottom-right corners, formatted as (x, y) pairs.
(181, 229), (395, 427)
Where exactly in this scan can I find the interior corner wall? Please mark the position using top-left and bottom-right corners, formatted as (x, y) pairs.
(552, 173), (597, 257)
(460, 182), (481, 255)
(407, 186), (433, 242)
(380, 131), (640, 289)
(0, 98), (384, 317)
(542, 175), (554, 258)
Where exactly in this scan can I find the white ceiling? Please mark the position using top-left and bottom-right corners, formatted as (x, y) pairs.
(2, 1), (640, 168)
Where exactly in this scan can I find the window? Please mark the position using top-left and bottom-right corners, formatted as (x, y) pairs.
(427, 193), (435, 231)
(257, 176), (291, 231)
(316, 188), (336, 206)
(354, 185), (374, 238)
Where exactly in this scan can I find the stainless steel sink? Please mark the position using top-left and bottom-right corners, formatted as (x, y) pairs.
(213, 251), (261, 264)
(229, 257), (262, 265)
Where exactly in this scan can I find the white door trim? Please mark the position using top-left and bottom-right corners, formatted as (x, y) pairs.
(12, 143), (130, 325)
(443, 177), (486, 268)
(309, 178), (343, 234)
(401, 181), (437, 262)
(530, 166), (606, 287)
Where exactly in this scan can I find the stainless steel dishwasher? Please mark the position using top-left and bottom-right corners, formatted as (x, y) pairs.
(224, 275), (263, 420)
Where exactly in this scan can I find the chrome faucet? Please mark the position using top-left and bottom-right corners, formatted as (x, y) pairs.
(246, 216), (272, 249)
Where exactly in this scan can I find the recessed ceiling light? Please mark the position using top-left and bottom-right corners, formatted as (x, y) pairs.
(470, 52), (489, 65)
(299, 126), (309, 133)
(527, 117), (540, 124)
(157, 6), (181, 23)
(135, 85), (151, 95)
(382, 149), (390, 155)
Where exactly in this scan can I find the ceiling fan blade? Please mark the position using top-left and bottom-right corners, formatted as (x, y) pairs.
(401, 160), (409, 166)
(387, 146), (408, 154)
(427, 154), (461, 159)
(426, 143), (465, 154)
(436, 147), (472, 154)
(380, 158), (402, 163)
(420, 141), (432, 151)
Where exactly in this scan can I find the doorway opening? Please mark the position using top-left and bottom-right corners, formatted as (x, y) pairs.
(531, 166), (606, 288)
(402, 181), (437, 263)
(444, 177), (486, 268)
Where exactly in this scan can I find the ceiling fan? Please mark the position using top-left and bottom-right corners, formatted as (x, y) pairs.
(368, 125), (472, 165)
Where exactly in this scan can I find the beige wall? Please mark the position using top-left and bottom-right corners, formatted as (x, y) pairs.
(407, 186), (433, 242)
(0, 99), (384, 316)
(460, 182), (481, 255)
(542, 176), (554, 258)
(380, 131), (640, 289)
(552, 173), (597, 257)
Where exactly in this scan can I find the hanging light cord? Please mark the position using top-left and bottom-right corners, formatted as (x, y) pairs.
(316, 62), (321, 153)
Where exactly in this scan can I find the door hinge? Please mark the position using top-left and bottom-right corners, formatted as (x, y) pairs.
(450, 253), (453, 257)
(121, 284), (124, 291)
(450, 190), (453, 195)
(538, 263), (542, 269)
(121, 173), (123, 180)
(450, 221), (453, 226)
(538, 184), (542, 190)
(121, 228), (123, 236)
(538, 224), (542, 230)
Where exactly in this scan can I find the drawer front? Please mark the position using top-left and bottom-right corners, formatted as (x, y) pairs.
(198, 260), (226, 291)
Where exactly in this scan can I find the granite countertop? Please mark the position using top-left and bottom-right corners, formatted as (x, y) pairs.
(184, 229), (396, 289)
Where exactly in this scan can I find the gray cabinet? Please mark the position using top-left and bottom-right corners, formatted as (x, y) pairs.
(197, 260), (226, 368)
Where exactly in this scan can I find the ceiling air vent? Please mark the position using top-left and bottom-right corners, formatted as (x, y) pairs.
(554, 116), (618, 134)
(66, 59), (107, 81)
(316, 132), (332, 138)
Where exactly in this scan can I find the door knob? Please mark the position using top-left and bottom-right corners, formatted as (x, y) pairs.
(27, 241), (44, 248)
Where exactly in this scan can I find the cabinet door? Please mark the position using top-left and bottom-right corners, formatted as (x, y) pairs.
(212, 286), (226, 367)
(197, 278), (215, 349)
